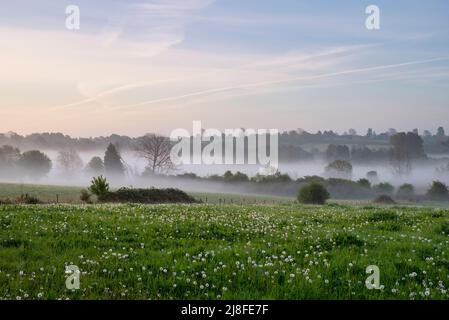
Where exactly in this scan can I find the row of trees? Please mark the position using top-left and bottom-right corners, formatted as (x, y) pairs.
(324, 131), (427, 177)
(0, 133), (175, 180)
(0, 143), (123, 180)
(0, 146), (51, 179)
(1, 126), (448, 160)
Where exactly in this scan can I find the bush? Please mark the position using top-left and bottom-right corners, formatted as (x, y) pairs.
(373, 182), (395, 195)
(80, 189), (92, 204)
(397, 184), (415, 199)
(326, 178), (372, 199)
(89, 176), (110, 201)
(223, 171), (249, 183)
(298, 183), (330, 205)
(357, 178), (371, 189)
(251, 171), (292, 183)
(426, 181), (449, 201)
(101, 188), (198, 204)
(373, 195), (396, 205)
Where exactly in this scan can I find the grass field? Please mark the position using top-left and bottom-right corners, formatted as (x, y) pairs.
(1, 202), (449, 300)
(0, 182), (294, 205)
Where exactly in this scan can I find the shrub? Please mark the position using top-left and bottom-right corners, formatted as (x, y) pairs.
(373, 182), (395, 195)
(357, 178), (371, 189)
(89, 176), (110, 201)
(101, 188), (198, 204)
(426, 181), (449, 201)
(251, 171), (292, 183)
(373, 195), (396, 205)
(80, 189), (92, 204)
(298, 183), (330, 205)
(326, 178), (372, 199)
(177, 172), (199, 179)
(397, 184), (415, 199)
(223, 171), (249, 183)
(298, 176), (326, 184)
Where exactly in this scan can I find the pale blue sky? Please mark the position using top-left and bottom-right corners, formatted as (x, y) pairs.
(0, 0), (448, 136)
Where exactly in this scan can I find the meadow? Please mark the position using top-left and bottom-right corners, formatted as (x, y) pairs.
(0, 202), (448, 300)
(0, 182), (294, 205)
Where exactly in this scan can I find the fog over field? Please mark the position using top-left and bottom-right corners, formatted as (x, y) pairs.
(4, 148), (448, 197)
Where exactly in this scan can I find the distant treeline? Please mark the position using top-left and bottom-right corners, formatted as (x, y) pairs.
(1, 126), (448, 161)
(169, 170), (449, 201)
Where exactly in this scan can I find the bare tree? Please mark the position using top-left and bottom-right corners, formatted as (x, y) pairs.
(57, 149), (83, 174)
(135, 134), (174, 174)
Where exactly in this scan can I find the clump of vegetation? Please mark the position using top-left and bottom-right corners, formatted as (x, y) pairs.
(334, 233), (364, 247)
(208, 170), (251, 183)
(325, 160), (353, 179)
(357, 178), (371, 189)
(368, 210), (398, 222)
(101, 187), (198, 204)
(251, 171), (292, 183)
(88, 176), (110, 201)
(426, 181), (449, 201)
(439, 222), (449, 236)
(16, 194), (42, 204)
(377, 221), (401, 232)
(326, 178), (372, 199)
(396, 183), (415, 199)
(373, 182), (395, 195)
(373, 195), (396, 205)
(80, 189), (93, 204)
(297, 183), (330, 205)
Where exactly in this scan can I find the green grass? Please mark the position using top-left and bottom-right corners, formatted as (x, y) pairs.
(0, 182), (82, 203)
(0, 182), (294, 205)
(1, 203), (448, 300)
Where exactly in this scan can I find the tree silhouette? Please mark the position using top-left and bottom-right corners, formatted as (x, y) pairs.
(104, 143), (125, 178)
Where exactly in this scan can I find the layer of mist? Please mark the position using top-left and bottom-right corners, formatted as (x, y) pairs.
(3, 149), (449, 197)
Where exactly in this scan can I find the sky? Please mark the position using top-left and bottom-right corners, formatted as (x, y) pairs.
(1, 0), (449, 137)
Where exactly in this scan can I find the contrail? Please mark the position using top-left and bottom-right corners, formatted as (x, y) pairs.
(50, 79), (181, 111)
(50, 45), (375, 111)
(110, 56), (449, 111)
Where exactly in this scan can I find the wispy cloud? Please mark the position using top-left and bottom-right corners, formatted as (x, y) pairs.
(2, 0), (449, 136)
(134, 0), (215, 17)
(107, 56), (449, 111)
